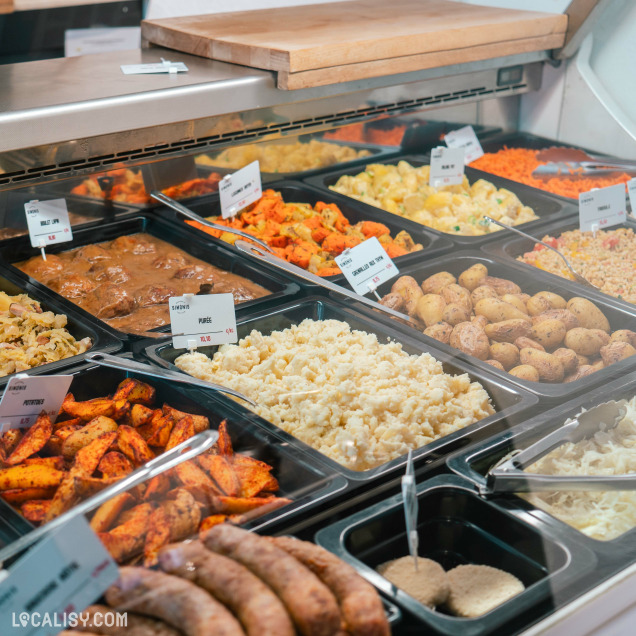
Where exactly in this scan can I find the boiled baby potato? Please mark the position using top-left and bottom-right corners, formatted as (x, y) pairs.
(514, 337), (545, 352)
(500, 294), (528, 315)
(484, 319), (531, 342)
(481, 276), (521, 296)
(564, 328), (607, 357)
(474, 298), (530, 323)
(590, 359), (605, 371)
(534, 291), (567, 310)
(415, 294), (446, 327)
(532, 309), (579, 331)
(442, 303), (471, 326)
(441, 284), (472, 312)
(62, 416), (119, 460)
(489, 342), (520, 370)
(391, 276), (423, 316)
(449, 322), (490, 360)
(380, 292), (405, 312)
(566, 297), (610, 332)
(610, 329), (636, 347)
(600, 341), (636, 366)
(471, 285), (498, 304)
(423, 322), (453, 344)
(526, 295), (553, 317)
(530, 319), (567, 349)
(552, 348), (578, 374)
(509, 364), (540, 382)
(421, 271), (456, 295)
(458, 264), (488, 291)
(519, 348), (564, 382)
(485, 359), (505, 371)
(471, 315), (489, 329)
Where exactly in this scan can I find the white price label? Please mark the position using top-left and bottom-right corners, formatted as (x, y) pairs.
(121, 60), (188, 75)
(429, 146), (465, 187)
(579, 183), (626, 232)
(24, 200), (72, 248)
(0, 516), (119, 636)
(0, 375), (73, 432)
(169, 293), (237, 350)
(627, 178), (636, 214)
(219, 161), (262, 219)
(334, 236), (399, 295)
(444, 125), (484, 164)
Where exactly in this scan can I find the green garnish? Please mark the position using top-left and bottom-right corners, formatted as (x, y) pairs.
(454, 225), (461, 231)
(496, 198), (503, 204)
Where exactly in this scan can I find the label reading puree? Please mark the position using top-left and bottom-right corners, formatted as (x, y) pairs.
(169, 293), (237, 349)
(24, 200), (72, 248)
(335, 236), (399, 295)
(429, 146), (465, 187)
(444, 125), (484, 164)
(219, 161), (262, 219)
(579, 183), (626, 231)
(0, 375), (73, 432)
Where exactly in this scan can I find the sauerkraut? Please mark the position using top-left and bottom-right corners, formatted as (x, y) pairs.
(522, 397), (636, 541)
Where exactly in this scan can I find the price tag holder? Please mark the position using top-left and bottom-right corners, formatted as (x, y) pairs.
(24, 200), (73, 249)
(579, 183), (626, 232)
(0, 516), (119, 636)
(0, 375), (73, 432)
(627, 178), (636, 214)
(121, 59), (188, 75)
(219, 161), (262, 219)
(169, 293), (238, 350)
(429, 146), (465, 187)
(334, 236), (399, 295)
(444, 125), (484, 164)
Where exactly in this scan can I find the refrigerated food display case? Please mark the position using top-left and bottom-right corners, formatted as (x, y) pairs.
(1, 1), (636, 634)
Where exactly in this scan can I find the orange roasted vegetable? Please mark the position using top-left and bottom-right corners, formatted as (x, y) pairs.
(112, 378), (156, 406)
(1, 429), (24, 455)
(6, 414), (53, 465)
(129, 404), (155, 428)
(164, 416), (195, 451)
(198, 454), (240, 497)
(61, 416), (119, 460)
(23, 456), (65, 471)
(98, 503), (153, 562)
(90, 492), (136, 533)
(162, 405), (209, 434)
(21, 500), (52, 524)
(0, 464), (65, 491)
(97, 451), (133, 479)
(143, 473), (172, 501)
(1, 486), (57, 504)
(198, 514), (228, 536)
(217, 420), (233, 457)
(116, 426), (154, 466)
(209, 495), (292, 515)
(62, 397), (116, 421)
(174, 460), (220, 496)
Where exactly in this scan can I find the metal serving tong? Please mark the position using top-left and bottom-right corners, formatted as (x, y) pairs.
(0, 429), (218, 563)
(530, 147), (636, 180)
(85, 352), (257, 407)
(233, 239), (416, 325)
(483, 216), (598, 290)
(150, 191), (275, 253)
(487, 400), (629, 493)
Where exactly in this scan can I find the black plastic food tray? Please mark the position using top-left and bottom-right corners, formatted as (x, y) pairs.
(142, 295), (537, 483)
(196, 133), (400, 182)
(399, 120), (502, 153)
(345, 250), (636, 400)
(473, 132), (617, 204)
(0, 214), (301, 342)
(305, 154), (577, 247)
(0, 266), (122, 389)
(0, 189), (137, 242)
(483, 215), (636, 312)
(447, 373), (636, 562)
(0, 356), (348, 544)
(154, 180), (454, 286)
(315, 473), (596, 636)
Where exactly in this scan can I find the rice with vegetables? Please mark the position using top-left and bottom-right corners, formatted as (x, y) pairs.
(517, 228), (636, 304)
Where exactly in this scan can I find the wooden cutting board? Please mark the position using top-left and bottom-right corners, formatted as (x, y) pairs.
(142, 0), (567, 90)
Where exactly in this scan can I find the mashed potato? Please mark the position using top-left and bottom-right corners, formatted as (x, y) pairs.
(523, 397), (636, 541)
(175, 319), (494, 471)
(330, 161), (538, 236)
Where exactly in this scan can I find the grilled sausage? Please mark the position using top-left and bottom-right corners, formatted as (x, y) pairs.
(159, 540), (294, 636)
(104, 566), (245, 636)
(71, 605), (180, 636)
(273, 536), (390, 636)
(202, 525), (342, 636)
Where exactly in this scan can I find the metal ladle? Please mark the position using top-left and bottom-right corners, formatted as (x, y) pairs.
(150, 191), (275, 253)
(483, 216), (598, 290)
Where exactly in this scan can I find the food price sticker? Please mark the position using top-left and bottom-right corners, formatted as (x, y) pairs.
(24, 199), (73, 248)
(169, 293), (237, 350)
(334, 236), (399, 296)
(579, 183), (626, 232)
(0, 375), (73, 432)
(219, 161), (262, 219)
(429, 146), (465, 187)
(444, 125), (484, 164)
(0, 515), (118, 636)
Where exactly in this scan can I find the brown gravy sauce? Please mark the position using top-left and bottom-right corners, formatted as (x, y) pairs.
(16, 233), (270, 333)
